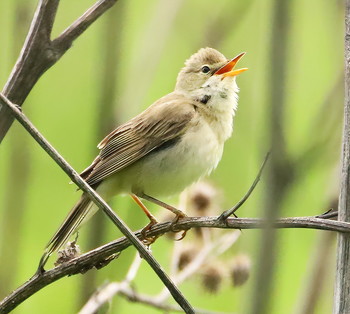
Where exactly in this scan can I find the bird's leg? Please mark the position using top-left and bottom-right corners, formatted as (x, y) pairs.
(138, 193), (187, 220)
(130, 194), (158, 244)
(138, 193), (188, 240)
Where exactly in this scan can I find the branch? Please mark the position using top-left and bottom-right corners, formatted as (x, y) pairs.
(0, 0), (120, 143)
(81, 231), (240, 313)
(0, 215), (348, 313)
(218, 152), (270, 221)
(0, 94), (194, 314)
(333, 1), (350, 312)
(52, 0), (118, 51)
(0, 0), (60, 138)
(81, 283), (224, 314)
(155, 231), (240, 302)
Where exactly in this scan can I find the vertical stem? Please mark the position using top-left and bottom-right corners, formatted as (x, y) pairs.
(333, 1), (350, 312)
(117, 0), (184, 119)
(296, 231), (335, 314)
(249, 0), (292, 313)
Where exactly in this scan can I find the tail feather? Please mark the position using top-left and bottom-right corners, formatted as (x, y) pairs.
(38, 194), (96, 271)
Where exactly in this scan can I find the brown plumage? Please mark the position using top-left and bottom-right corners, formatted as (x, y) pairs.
(38, 47), (247, 271)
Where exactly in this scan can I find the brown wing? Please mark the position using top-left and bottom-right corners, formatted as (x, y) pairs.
(80, 93), (196, 186)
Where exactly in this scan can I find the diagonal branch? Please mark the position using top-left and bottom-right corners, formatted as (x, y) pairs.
(0, 94), (194, 314)
(52, 0), (118, 51)
(0, 215), (348, 313)
(218, 152), (270, 221)
(0, 0), (120, 143)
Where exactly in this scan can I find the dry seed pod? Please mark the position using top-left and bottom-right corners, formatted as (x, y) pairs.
(230, 254), (251, 287)
(177, 245), (199, 271)
(188, 182), (218, 215)
(201, 264), (223, 294)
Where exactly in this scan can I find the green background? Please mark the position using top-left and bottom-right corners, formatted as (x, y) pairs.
(0, 0), (343, 313)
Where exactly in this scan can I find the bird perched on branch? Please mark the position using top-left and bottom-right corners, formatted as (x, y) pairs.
(38, 47), (247, 270)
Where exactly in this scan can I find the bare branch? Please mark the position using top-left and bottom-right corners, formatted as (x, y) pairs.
(52, 0), (118, 51)
(0, 215), (348, 313)
(80, 283), (224, 314)
(112, 285), (226, 314)
(82, 231), (241, 313)
(0, 0), (120, 143)
(155, 231), (241, 302)
(0, 93), (194, 314)
(0, 0), (60, 138)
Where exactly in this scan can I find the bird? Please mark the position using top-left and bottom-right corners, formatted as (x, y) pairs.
(38, 47), (247, 270)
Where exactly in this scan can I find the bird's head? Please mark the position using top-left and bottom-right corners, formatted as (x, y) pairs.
(175, 47), (247, 93)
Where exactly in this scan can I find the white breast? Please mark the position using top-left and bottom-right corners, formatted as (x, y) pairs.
(131, 118), (224, 197)
(105, 76), (239, 198)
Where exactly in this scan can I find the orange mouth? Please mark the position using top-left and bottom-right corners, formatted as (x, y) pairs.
(214, 52), (248, 78)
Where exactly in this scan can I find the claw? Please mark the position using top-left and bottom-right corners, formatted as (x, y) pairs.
(141, 219), (159, 245)
(175, 229), (188, 241)
(169, 214), (188, 241)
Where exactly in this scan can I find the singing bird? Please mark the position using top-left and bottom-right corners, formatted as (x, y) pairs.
(38, 47), (247, 270)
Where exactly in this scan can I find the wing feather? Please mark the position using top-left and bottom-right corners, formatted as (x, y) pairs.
(82, 93), (196, 186)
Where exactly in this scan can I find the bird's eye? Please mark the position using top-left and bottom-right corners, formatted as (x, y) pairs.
(201, 65), (210, 74)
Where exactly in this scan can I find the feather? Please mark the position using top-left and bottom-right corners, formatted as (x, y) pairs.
(83, 93), (196, 186)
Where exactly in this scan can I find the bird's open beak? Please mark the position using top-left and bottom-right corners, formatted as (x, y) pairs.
(214, 52), (248, 78)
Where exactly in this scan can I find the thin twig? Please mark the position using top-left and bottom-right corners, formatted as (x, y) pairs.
(117, 286), (227, 314)
(81, 283), (224, 314)
(80, 253), (226, 314)
(156, 231), (241, 302)
(81, 229), (240, 312)
(316, 209), (338, 219)
(0, 214), (349, 313)
(0, 94), (194, 314)
(218, 152), (270, 221)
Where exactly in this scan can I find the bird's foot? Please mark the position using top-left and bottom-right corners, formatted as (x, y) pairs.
(141, 218), (159, 245)
(170, 212), (188, 240)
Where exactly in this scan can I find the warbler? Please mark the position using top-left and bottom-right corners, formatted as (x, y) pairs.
(39, 47), (247, 269)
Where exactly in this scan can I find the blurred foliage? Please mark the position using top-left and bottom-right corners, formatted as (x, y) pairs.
(0, 0), (344, 313)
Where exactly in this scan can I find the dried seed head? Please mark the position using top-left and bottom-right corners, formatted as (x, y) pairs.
(188, 182), (218, 215)
(54, 241), (81, 266)
(230, 254), (251, 287)
(178, 245), (199, 270)
(201, 264), (223, 294)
